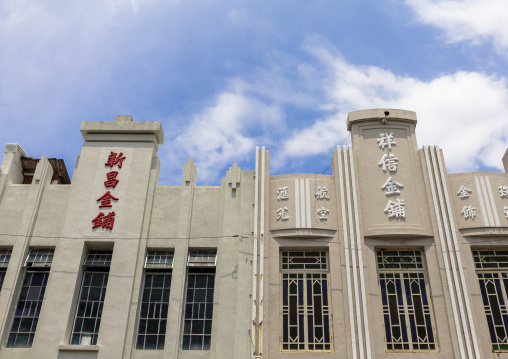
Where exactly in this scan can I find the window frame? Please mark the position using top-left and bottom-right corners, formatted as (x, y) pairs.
(136, 250), (174, 350)
(279, 250), (333, 352)
(69, 250), (112, 346)
(0, 249), (12, 292)
(6, 248), (54, 348)
(181, 250), (217, 351)
(472, 248), (508, 352)
(376, 248), (438, 352)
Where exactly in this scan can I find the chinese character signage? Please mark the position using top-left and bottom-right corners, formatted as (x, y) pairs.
(352, 119), (431, 237)
(92, 151), (126, 231)
(269, 177), (336, 232)
(448, 174), (508, 229)
(376, 133), (406, 220)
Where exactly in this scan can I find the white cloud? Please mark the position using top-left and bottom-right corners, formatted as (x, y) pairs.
(405, 0), (508, 52)
(2, 0), (507, 184)
(166, 92), (284, 183)
(277, 42), (508, 173)
(165, 39), (508, 181)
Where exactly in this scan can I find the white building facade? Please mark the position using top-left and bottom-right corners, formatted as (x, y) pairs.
(0, 109), (507, 358)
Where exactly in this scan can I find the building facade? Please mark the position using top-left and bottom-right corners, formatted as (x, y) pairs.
(0, 109), (507, 358)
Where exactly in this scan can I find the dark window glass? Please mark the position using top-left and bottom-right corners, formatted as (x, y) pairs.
(7, 271), (50, 348)
(7, 249), (53, 348)
(281, 251), (332, 352)
(0, 249), (12, 269)
(70, 250), (112, 345)
(136, 273), (172, 350)
(181, 268), (215, 350)
(377, 249), (437, 352)
(474, 250), (508, 352)
(0, 269), (6, 291)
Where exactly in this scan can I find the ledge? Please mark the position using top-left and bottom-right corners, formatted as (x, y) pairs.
(363, 225), (432, 238)
(59, 344), (99, 352)
(347, 108), (417, 131)
(460, 227), (508, 237)
(271, 228), (336, 238)
(80, 120), (164, 145)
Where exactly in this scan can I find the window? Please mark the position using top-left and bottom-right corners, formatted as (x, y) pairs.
(280, 251), (332, 352)
(0, 249), (12, 291)
(7, 249), (54, 348)
(377, 249), (437, 351)
(181, 250), (216, 350)
(70, 250), (112, 345)
(136, 250), (173, 350)
(473, 249), (508, 351)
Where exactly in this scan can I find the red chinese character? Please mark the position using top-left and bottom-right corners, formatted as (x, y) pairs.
(96, 191), (119, 208)
(105, 151), (126, 168)
(92, 211), (116, 230)
(104, 171), (119, 188)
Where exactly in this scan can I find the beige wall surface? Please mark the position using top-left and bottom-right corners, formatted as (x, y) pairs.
(2, 111), (508, 358)
(0, 118), (254, 359)
(269, 174), (338, 234)
(351, 121), (432, 238)
(0, 186), (30, 238)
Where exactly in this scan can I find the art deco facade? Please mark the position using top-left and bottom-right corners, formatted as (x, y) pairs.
(0, 109), (507, 358)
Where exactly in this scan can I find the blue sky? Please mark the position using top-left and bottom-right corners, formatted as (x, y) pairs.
(1, 0), (508, 185)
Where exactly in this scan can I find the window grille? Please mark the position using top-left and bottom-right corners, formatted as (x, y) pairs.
(182, 249), (217, 350)
(24, 249), (53, 267)
(473, 249), (508, 351)
(0, 249), (12, 292)
(0, 270), (6, 293)
(7, 249), (54, 348)
(137, 250), (173, 350)
(281, 251), (327, 270)
(0, 249), (12, 268)
(70, 250), (112, 345)
(187, 251), (216, 267)
(144, 250), (174, 269)
(377, 249), (437, 352)
(182, 268), (215, 350)
(83, 250), (112, 267)
(280, 251), (332, 352)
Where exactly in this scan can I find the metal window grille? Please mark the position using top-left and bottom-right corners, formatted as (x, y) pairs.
(137, 250), (173, 350)
(144, 251), (174, 269)
(7, 249), (54, 348)
(70, 250), (112, 345)
(281, 251), (327, 271)
(0, 249), (12, 268)
(136, 272), (172, 350)
(0, 270), (6, 292)
(187, 251), (216, 267)
(24, 249), (53, 267)
(0, 249), (12, 292)
(181, 268), (215, 350)
(280, 251), (333, 352)
(83, 250), (112, 267)
(473, 249), (508, 270)
(377, 249), (423, 270)
(377, 249), (437, 352)
(473, 249), (508, 351)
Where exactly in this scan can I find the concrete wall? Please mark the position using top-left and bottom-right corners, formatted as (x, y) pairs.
(0, 117), (254, 359)
(0, 110), (507, 359)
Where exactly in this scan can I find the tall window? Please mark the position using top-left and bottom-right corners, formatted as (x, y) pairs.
(473, 249), (508, 351)
(70, 250), (112, 345)
(181, 250), (216, 350)
(136, 250), (173, 350)
(7, 248), (54, 348)
(377, 249), (437, 351)
(0, 249), (12, 291)
(280, 251), (332, 352)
